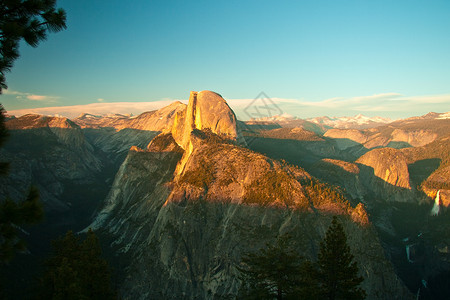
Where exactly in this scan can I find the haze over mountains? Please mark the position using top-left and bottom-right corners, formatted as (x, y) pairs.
(1, 91), (449, 299)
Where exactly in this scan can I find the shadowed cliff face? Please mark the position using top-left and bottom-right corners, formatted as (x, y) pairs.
(4, 96), (448, 298)
(89, 91), (411, 299)
(1, 115), (103, 211)
(91, 134), (410, 299)
(356, 148), (413, 202)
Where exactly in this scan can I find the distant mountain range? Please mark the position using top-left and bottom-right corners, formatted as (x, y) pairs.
(249, 111), (450, 130)
(1, 92), (449, 299)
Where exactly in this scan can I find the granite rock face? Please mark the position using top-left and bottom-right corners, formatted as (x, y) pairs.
(0, 115), (102, 211)
(91, 136), (410, 299)
(171, 91), (243, 149)
(356, 148), (413, 202)
(89, 92), (411, 299)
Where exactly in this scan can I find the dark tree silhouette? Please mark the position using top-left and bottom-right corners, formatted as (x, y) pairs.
(0, 0), (67, 91)
(318, 216), (366, 300)
(238, 234), (319, 300)
(0, 0), (66, 265)
(0, 186), (43, 265)
(37, 229), (116, 299)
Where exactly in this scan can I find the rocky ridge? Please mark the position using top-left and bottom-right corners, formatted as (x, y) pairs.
(324, 117), (450, 154)
(5, 94), (449, 298)
(89, 91), (411, 299)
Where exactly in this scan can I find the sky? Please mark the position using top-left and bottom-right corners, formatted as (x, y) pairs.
(1, 0), (449, 120)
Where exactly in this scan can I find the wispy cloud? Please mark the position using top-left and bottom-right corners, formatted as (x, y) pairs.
(4, 89), (59, 103)
(97, 98), (105, 102)
(231, 93), (449, 120)
(6, 100), (188, 119)
(4, 93), (449, 120)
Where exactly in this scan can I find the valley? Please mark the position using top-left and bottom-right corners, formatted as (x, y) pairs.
(1, 91), (449, 299)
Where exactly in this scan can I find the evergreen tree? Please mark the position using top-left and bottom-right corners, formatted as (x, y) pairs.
(318, 216), (366, 300)
(80, 229), (116, 299)
(0, 0), (67, 265)
(37, 229), (116, 300)
(0, 186), (43, 265)
(0, 0), (67, 91)
(238, 234), (318, 300)
(0, 105), (9, 175)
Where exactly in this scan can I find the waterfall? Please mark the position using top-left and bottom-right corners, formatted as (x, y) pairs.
(430, 190), (441, 216)
(406, 245), (413, 263)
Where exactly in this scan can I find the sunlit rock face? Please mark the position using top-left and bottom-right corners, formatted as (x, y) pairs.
(89, 91), (411, 300)
(357, 148), (411, 190)
(172, 91), (243, 150)
(75, 101), (186, 132)
(171, 90), (245, 175)
(90, 135), (410, 299)
(356, 147), (414, 202)
(73, 102), (187, 161)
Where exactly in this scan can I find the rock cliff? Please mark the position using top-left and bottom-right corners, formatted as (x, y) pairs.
(0, 114), (103, 211)
(89, 91), (411, 299)
(356, 148), (414, 202)
(324, 118), (450, 159)
(74, 102), (186, 161)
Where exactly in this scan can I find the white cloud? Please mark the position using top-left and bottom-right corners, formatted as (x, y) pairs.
(4, 89), (59, 102)
(3, 89), (23, 96)
(7, 100), (188, 119)
(27, 95), (49, 101)
(97, 98), (105, 102)
(5, 93), (449, 120)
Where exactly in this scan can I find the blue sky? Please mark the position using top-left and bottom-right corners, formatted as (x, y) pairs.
(1, 0), (450, 119)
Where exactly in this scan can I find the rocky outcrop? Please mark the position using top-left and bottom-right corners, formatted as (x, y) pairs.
(310, 158), (365, 201)
(75, 102), (186, 161)
(356, 148), (413, 202)
(74, 101), (186, 131)
(171, 91), (243, 149)
(357, 148), (411, 190)
(324, 118), (450, 157)
(390, 128), (437, 147)
(171, 91), (244, 175)
(1, 115), (103, 212)
(324, 129), (368, 149)
(90, 131), (410, 299)
(89, 91), (411, 299)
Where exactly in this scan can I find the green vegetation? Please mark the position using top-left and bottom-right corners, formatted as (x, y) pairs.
(0, 186), (43, 265)
(238, 234), (319, 300)
(0, 105), (9, 175)
(243, 168), (302, 208)
(36, 229), (116, 299)
(238, 217), (365, 300)
(181, 157), (216, 188)
(259, 127), (323, 142)
(191, 128), (235, 145)
(0, 0), (67, 266)
(305, 179), (351, 212)
(0, 0), (67, 91)
(149, 133), (183, 153)
(318, 216), (366, 300)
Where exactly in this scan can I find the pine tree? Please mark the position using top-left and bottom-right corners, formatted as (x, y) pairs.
(0, 186), (43, 265)
(80, 229), (116, 299)
(318, 216), (366, 300)
(238, 234), (317, 300)
(0, 105), (9, 175)
(0, 0), (67, 91)
(0, 0), (67, 265)
(37, 229), (116, 300)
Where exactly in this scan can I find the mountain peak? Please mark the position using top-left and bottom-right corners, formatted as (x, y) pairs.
(171, 90), (243, 150)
